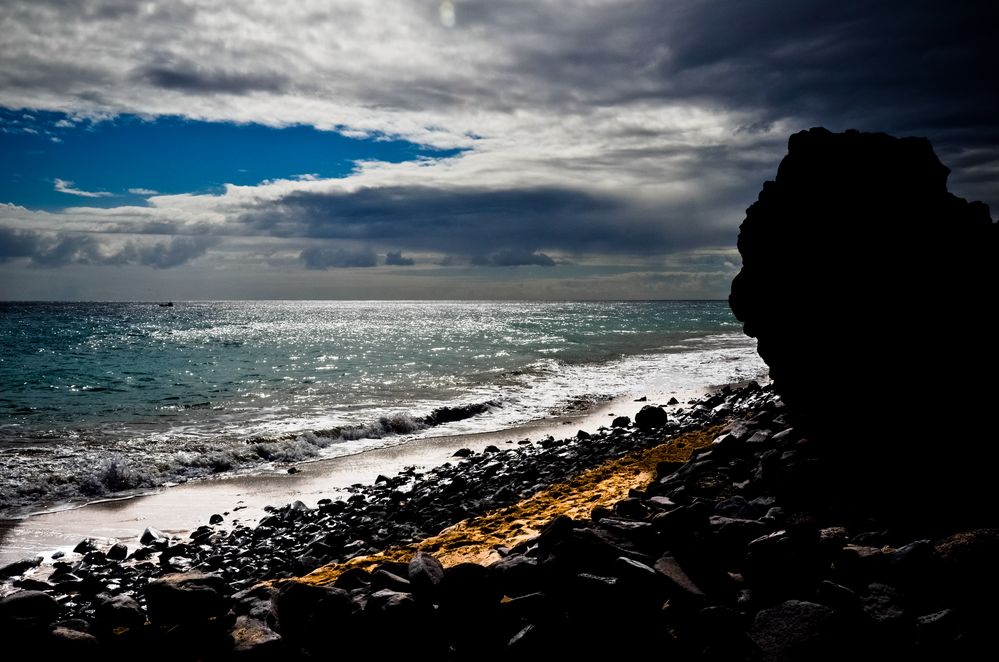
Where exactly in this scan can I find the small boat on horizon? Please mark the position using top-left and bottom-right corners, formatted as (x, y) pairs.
(158, 301), (174, 307)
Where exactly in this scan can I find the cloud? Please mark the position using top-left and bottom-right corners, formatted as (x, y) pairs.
(0, 226), (217, 269)
(299, 245), (377, 269)
(54, 178), (112, 198)
(135, 60), (289, 95)
(128, 187), (159, 195)
(471, 249), (556, 267)
(384, 250), (414, 266)
(0, 1), (995, 298)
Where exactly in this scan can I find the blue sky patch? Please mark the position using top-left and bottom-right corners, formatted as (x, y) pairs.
(0, 109), (460, 210)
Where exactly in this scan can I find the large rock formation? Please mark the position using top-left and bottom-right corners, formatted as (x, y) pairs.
(730, 127), (996, 522)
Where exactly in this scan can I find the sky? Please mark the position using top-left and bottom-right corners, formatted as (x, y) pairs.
(0, 0), (996, 300)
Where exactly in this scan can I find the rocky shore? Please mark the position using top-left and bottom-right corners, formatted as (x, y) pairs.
(2, 380), (996, 659)
(2, 127), (994, 660)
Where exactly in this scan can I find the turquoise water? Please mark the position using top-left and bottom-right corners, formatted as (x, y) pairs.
(0, 301), (764, 514)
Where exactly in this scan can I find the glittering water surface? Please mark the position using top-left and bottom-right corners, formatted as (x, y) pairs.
(0, 301), (764, 514)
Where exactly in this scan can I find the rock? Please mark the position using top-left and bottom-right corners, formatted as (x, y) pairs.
(72, 538), (98, 554)
(654, 554), (706, 604)
(140, 526), (168, 546)
(576, 429), (591, 440)
(729, 127), (997, 519)
(748, 600), (842, 661)
(611, 416), (631, 428)
(48, 626), (100, 653)
(490, 554), (539, 598)
(667, 397), (679, 405)
(209, 513), (224, 525)
(0, 556), (42, 578)
(230, 615), (282, 658)
(95, 594), (145, 631)
(634, 405), (668, 429)
(452, 447), (473, 457)
(144, 572), (231, 626)
(271, 581), (352, 649)
(371, 569), (411, 592)
(106, 542), (128, 561)
(0, 590), (59, 629)
(408, 551), (444, 599)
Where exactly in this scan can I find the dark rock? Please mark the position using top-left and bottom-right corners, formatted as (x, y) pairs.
(408, 551), (444, 599)
(0, 590), (59, 629)
(144, 572), (230, 626)
(209, 513), (224, 525)
(0, 556), (42, 577)
(729, 127), (997, 521)
(95, 594), (145, 631)
(748, 599), (843, 661)
(654, 554), (706, 604)
(370, 568), (411, 592)
(48, 626), (100, 653)
(667, 397), (679, 405)
(72, 538), (98, 554)
(634, 405), (668, 429)
(576, 429), (591, 440)
(272, 581), (352, 651)
(106, 542), (128, 561)
(491, 554), (539, 598)
(611, 416), (630, 428)
(230, 615), (282, 658)
(140, 526), (168, 546)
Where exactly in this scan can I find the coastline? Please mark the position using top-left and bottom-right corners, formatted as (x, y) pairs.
(0, 379), (737, 567)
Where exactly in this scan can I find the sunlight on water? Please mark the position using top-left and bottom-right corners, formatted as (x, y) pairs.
(0, 301), (763, 513)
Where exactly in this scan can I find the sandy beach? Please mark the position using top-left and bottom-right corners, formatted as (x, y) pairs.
(0, 382), (709, 568)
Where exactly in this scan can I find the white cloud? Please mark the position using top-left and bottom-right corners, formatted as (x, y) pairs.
(54, 178), (113, 198)
(127, 187), (159, 195)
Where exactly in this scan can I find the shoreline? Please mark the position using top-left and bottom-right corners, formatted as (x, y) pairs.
(0, 378), (745, 567)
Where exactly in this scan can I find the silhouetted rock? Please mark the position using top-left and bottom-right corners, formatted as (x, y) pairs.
(730, 127), (996, 522)
(634, 404), (668, 429)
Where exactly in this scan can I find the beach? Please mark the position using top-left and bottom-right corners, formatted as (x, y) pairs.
(0, 384), (709, 568)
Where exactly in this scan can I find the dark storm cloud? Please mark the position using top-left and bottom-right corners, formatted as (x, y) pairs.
(384, 251), (414, 266)
(242, 186), (733, 258)
(129, 236), (221, 269)
(299, 246), (377, 270)
(0, 226), (217, 268)
(471, 250), (556, 268)
(662, 1), (999, 138)
(136, 61), (289, 95)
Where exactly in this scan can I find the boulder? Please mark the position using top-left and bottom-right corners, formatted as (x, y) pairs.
(729, 127), (996, 518)
(144, 572), (230, 626)
(634, 405), (668, 429)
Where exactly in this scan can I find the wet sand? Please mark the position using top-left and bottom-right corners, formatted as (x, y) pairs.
(0, 382), (709, 567)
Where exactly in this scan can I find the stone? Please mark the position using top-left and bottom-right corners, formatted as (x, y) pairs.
(106, 543), (128, 561)
(209, 513), (224, 525)
(95, 594), (145, 631)
(611, 416), (631, 428)
(408, 551), (444, 598)
(140, 526), (168, 546)
(48, 627), (100, 653)
(0, 556), (42, 578)
(271, 581), (352, 648)
(729, 127), (997, 519)
(73, 539), (99, 554)
(654, 554), (706, 603)
(0, 590), (59, 629)
(144, 572), (230, 626)
(748, 600), (842, 661)
(634, 405), (668, 429)
(230, 615), (282, 657)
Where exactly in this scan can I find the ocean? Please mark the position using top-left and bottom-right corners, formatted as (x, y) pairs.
(0, 300), (766, 517)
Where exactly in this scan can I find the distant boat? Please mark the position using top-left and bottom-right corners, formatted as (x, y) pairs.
(158, 301), (174, 307)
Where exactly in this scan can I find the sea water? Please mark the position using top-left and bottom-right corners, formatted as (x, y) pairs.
(0, 300), (765, 515)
